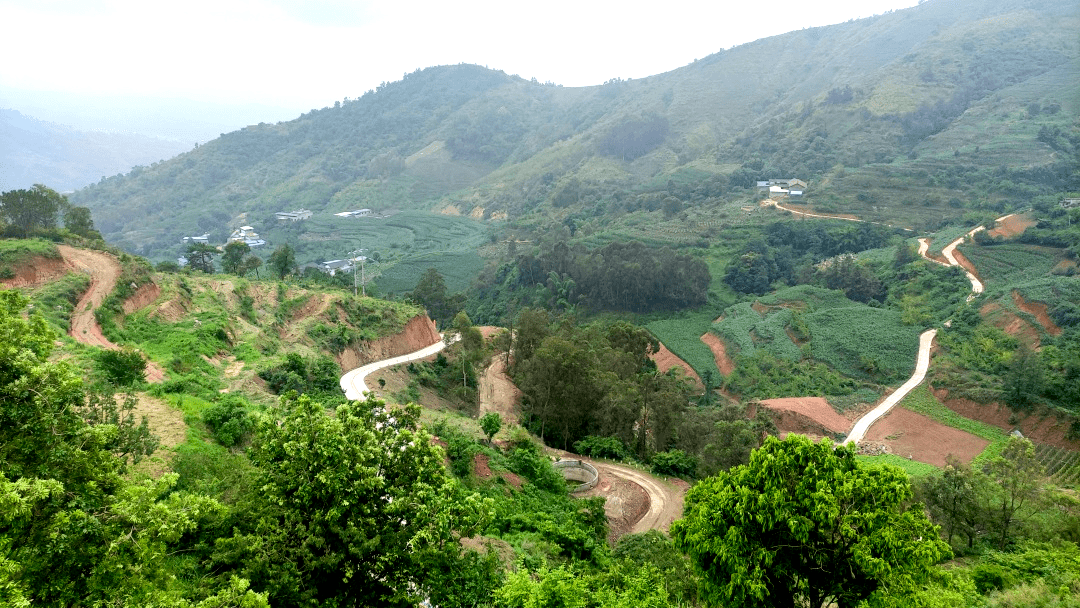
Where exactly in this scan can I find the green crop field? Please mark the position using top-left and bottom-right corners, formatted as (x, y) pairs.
(957, 243), (1059, 290)
(263, 210), (489, 295)
(646, 310), (722, 379)
(713, 285), (920, 383)
(1033, 443), (1080, 489)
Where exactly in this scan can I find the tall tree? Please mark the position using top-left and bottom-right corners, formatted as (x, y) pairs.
(186, 243), (218, 274)
(916, 455), (982, 549)
(267, 244), (296, 280)
(221, 241), (251, 275)
(63, 205), (101, 239)
(980, 436), (1045, 550)
(408, 268), (465, 327)
(0, 184), (64, 236)
(672, 435), (949, 608)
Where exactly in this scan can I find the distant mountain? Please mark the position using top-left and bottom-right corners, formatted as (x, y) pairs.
(72, 0), (1079, 259)
(0, 109), (192, 192)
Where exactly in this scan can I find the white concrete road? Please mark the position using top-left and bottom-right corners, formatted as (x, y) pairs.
(843, 328), (936, 445)
(339, 335), (454, 401)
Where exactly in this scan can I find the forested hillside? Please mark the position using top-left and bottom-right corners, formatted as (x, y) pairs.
(72, 0), (1078, 267)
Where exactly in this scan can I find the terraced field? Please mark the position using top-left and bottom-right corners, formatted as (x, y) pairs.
(265, 210), (488, 294)
(1034, 443), (1080, 488)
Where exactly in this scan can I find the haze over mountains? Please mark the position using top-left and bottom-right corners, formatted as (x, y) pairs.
(18, 0), (1080, 261)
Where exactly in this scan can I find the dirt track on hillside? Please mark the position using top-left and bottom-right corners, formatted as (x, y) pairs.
(57, 245), (165, 383)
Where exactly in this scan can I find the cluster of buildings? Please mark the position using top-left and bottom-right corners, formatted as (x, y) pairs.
(756, 178), (807, 199)
(179, 207), (377, 276)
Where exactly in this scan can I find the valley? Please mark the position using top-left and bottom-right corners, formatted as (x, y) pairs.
(2, 0), (1079, 605)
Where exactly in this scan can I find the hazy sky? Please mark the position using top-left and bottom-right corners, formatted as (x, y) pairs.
(1, 0), (921, 113)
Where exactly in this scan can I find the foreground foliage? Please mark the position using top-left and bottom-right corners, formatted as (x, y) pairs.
(672, 435), (950, 608)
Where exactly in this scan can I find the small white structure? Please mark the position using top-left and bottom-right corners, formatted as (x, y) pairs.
(275, 209), (313, 222)
(334, 209), (373, 218)
(228, 226), (266, 248)
(318, 259), (354, 276)
(182, 233), (210, 244)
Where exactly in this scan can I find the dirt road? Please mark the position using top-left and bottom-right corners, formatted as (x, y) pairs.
(478, 354), (520, 426)
(57, 245), (165, 383)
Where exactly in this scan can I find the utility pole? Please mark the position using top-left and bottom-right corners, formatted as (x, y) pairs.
(348, 246), (367, 297)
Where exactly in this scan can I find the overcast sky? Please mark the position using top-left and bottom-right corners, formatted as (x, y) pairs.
(1, 0), (921, 114)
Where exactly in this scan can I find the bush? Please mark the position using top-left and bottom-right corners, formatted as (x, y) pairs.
(94, 348), (147, 386)
(651, 450), (698, 478)
(202, 396), (253, 447)
(573, 435), (630, 461)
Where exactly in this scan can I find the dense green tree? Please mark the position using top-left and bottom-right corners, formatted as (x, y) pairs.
(267, 244), (296, 280)
(62, 205), (101, 239)
(480, 412), (502, 444)
(511, 307), (550, 370)
(672, 435), (950, 608)
(221, 240), (251, 275)
(186, 242), (218, 274)
(699, 403), (773, 476)
(917, 455), (982, 549)
(0, 185), (64, 236)
(94, 347), (148, 386)
(980, 436), (1046, 550)
(409, 268), (466, 327)
(224, 395), (490, 607)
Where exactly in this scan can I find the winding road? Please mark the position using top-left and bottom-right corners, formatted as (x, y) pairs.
(339, 335), (454, 401)
(58, 245), (166, 383)
(842, 215), (1013, 443)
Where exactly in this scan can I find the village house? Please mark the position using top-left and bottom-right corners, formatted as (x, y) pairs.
(182, 233), (210, 244)
(757, 178), (808, 198)
(228, 226), (266, 248)
(334, 209), (373, 218)
(275, 209), (313, 222)
(318, 259), (354, 276)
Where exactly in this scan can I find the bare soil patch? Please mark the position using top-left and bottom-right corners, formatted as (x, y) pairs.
(700, 332), (735, 376)
(1012, 290), (1062, 337)
(336, 315), (441, 371)
(130, 393), (188, 477)
(57, 246), (167, 383)
(478, 355), (521, 427)
(0, 255), (71, 288)
(951, 249), (982, 283)
(122, 282), (161, 314)
(932, 388), (1080, 450)
(989, 214), (1036, 238)
(864, 406), (988, 466)
(760, 397), (852, 436)
(981, 301), (1041, 348)
(650, 342), (701, 386)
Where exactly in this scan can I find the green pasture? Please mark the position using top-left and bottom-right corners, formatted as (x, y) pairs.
(0, 238), (60, 270)
(713, 285), (920, 383)
(855, 454), (940, 478)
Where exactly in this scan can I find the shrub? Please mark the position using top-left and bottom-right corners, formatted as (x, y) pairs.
(94, 348), (147, 386)
(573, 435), (630, 461)
(651, 450), (698, 478)
(202, 396), (253, 447)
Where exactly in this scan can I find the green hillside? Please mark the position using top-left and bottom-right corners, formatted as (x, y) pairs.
(71, 0), (1078, 272)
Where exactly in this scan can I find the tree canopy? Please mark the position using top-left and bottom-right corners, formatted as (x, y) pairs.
(672, 434), (950, 608)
